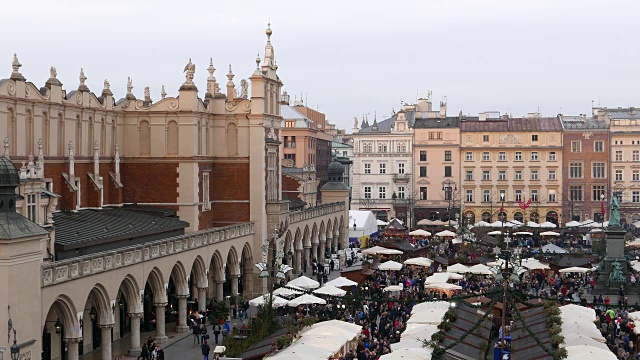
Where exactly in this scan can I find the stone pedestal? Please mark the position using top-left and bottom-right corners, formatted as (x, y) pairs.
(594, 226), (631, 294)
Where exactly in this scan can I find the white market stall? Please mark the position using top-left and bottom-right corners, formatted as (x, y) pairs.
(349, 210), (378, 247)
(267, 320), (361, 360)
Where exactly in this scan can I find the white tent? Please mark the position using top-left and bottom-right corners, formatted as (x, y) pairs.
(425, 272), (462, 284)
(540, 231), (560, 236)
(446, 263), (470, 273)
(268, 320), (361, 360)
(564, 345), (616, 360)
(313, 285), (347, 297)
(563, 334), (609, 350)
(435, 230), (456, 237)
(520, 258), (550, 270)
(490, 221), (508, 227)
(376, 219), (388, 226)
(409, 229), (431, 236)
(425, 283), (462, 291)
(565, 220), (582, 227)
(383, 284), (404, 292)
(287, 275), (320, 290)
(540, 221), (557, 228)
(324, 277), (358, 288)
(273, 285), (304, 297)
(379, 348), (432, 359)
(509, 220), (524, 226)
(542, 243), (567, 254)
(377, 248), (403, 255)
(468, 264), (493, 275)
(417, 219), (433, 226)
(349, 210), (378, 238)
(287, 293), (327, 306)
(560, 304), (596, 320)
(527, 221), (540, 228)
(404, 257), (432, 267)
(362, 246), (391, 255)
(488, 230), (502, 235)
(249, 293), (289, 307)
(432, 220), (446, 226)
(514, 231), (533, 235)
(474, 221), (491, 227)
(378, 260), (403, 271)
(559, 266), (591, 274)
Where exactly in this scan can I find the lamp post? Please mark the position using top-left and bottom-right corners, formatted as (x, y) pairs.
(442, 180), (457, 226)
(10, 328), (19, 360)
(601, 193), (606, 228)
(255, 229), (290, 320)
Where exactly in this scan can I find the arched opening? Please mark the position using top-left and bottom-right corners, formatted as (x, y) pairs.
(57, 113), (65, 156)
(546, 211), (558, 225)
(225, 247), (241, 306)
(42, 296), (80, 360)
(75, 115), (82, 156)
(482, 212), (491, 222)
(189, 256), (208, 312)
(514, 212), (524, 223)
(317, 222), (325, 261)
(114, 275), (141, 344)
(241, 243), (253, 296)
(7, 107), (16, 155)
(208, 251), (225, 303)
(632, 214), (640, 223)
(167, 121), (178, 155)
(139, 120), (151, 156)
(530, 212), (540, 223)
(43, 111), (50, 156)
(26, 109), (33, 154)
(142, 268), (166, 333)
(227, 123), (238, 156)
(81, 285), (112, 355)
(464, 211), (476, 225)
(498, 211), (507, 222)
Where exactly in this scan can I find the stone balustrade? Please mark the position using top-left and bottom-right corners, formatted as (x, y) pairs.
(42, 222), (254, 287)
(288, 202), (346, 224)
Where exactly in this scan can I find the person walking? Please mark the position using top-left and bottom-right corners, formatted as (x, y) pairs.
(201, 340), (211, 360)
(213, 322), (222, 344)
(193, 321), (201, 346)
(200, 324), (208, 345)
(141, 344), (150, 360)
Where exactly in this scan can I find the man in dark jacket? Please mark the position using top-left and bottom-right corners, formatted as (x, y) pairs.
(193, 321), (200, 346)
(201, 340), (211, 360)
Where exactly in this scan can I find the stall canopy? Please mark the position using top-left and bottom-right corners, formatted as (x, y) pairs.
(349, 210), (378, 243)
(267, 320), (361, 360)
(559, 266), (592, 274)
(378, 260), (403, 271)
(409, 229), (431, 236)
(435, 230), (456, 237)
(542, 244), (567, 254)
(404, 257), (432, 267)
(540, 231), (560, 236)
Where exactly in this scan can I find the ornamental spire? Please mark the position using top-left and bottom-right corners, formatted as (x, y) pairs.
(10, 54), (25, 81)
(78, 68), (89, 92)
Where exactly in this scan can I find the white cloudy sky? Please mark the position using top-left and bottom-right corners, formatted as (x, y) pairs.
(2, 0), (639, 130)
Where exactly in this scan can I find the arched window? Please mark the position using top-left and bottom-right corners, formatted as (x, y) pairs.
(42, 111), (50, 156)
(514, 212), (524, 222)
(482, 212), (491, 222)
(546, 211), (558, 225)
(139, 120), (151, 156)
(167, 121), (178, 155)
(197, 120), (202, 156)
(57, 113), (64, 156)
(75, 115), (82, 155)
(26, 109), (33, 154)
(226, 123), (237, 156)
(88, 117), (94, 155)
(7, 107), (16, 155)
(100, 121), (106, 156)
(530, 212), (539, 223)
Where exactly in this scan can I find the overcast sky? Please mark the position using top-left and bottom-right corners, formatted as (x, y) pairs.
(2, 0), (639, 130)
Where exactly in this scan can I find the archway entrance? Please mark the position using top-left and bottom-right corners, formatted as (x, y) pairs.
(42, 296), (79, 360)
(546, 211), (558, 225)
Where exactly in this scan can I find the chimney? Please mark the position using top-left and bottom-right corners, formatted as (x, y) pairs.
(630, 107), (635, 115)
(281, 90), (290, 105)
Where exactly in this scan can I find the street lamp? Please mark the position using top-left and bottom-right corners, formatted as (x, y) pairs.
(601, 193), (606, 226)
(54, 318), (62, 334)
(10, 328), (19, 360)
(89, 306), (97, 322)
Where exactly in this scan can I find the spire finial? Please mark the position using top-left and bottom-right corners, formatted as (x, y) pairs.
(78, 68), (89, 92)
(126, 77), (136, 100)
(144, 86), (152, 103)
(3, 137), (9, 159)
(256, 51), (261, 70)
(10, 53), (25, 81)
(207, 58), (216, 80)
(227, 65), (234, 81)
(161, 85), (167, 99)
(266, 21), (272, 42)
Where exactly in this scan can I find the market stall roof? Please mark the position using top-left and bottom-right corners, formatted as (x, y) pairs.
(514, 231), (533, 235)
(385, 218), (407, 231)
(287, 293), (327, 306)
(313, 285), (346, 297)
(408, 229), (431, 236)
(446, 263), (470, 273)
(468, 263), (493, 275)
(559, 266), (592, 273)
(378, 260), (403, 271)
(540, 221), (557, 228)
(403, 257), (432, 267)
(249, 293), (289, 307)
(565, 220), (582, 227)
(542, 243), (567, 254)
(287, 275), (320, 289)
(540, 231), (560, 236)
(417, 219), (433, 226)
(527, 221), (541, 228)
(474, 220), (491, 227)
(425, 272), (463, 284)
(520, 258), (550, 270)
(487, 230), (502, 235)
(425, 283), (463, 291)
(377, 248), (403, 255)
(273, 285), (304, 297)
(376, 219), (388, 226)
(361, 246), (391, 255)
(435, 230), (456, 237)
(324, 276), (358, 288)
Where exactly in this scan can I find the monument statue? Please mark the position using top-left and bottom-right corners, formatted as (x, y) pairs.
(609, 192), (621, 227)
(607, 259), (626, 286)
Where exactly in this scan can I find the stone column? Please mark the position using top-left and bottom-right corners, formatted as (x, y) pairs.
(230, 275), (239, 296)
(319, 241), (326, 262)
(176, 295), (189, 333)
(215, 281), (224, 302)
(304, 246), (311, 269)
(197, 287), (207, 312)
(334, 235), (340, 252)
(128, 313), (142, 355)
(99, 324), (113, 360)
(295, 249), (302, 274)
(155, 303), (168, 343)
(311, 244), (318, 262)
(65, 337), (82, 360)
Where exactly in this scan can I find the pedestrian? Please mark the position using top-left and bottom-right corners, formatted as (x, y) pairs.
(141, 344), (150, 360)
(200, 324), (208, 344)
(201, 340), (211, 360)
(193, 320), (201, 346)
(213, 322), (222, 344)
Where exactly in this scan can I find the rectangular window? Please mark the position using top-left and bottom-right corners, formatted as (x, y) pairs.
(515, 189), (523, 202)
(465, 152), (473, 161)
(445, 188), (453, 201)
(515, 152), (522, 161)
(616, 150), (623, 161)
(379, 163), (386, 174)
(420, 166), (427, 177)
(594, 141), (604, 152)
(482, 152), (490, 161)
(499, 170), (506, 180)
(571, 141), (582, 153)
(202, 173), (211, 211)
(531, 170), (539, 180)
(483, 190), (491, 202)
(444, 151), (452, 161)
(465, 170), (473, 181)
(633, 191), (640, 203)
(499, 152), (506, 161)
(285, 120), (295, 128)
(429, 132), (434, 140)
(483, 135), (489, 142)
(398, 163), (405, 174)
(27, 194), (37, 222)
(634, 170), (640, 181)
(531, 152), (539, 161)
(483, 170), (490, 180)
(284, 153), (296, 161)
(420, 187), (427, 200)
(499, 189), (506, 201)
(531, 190), (539, 202)
(569, 163), (583, 178)
(364, 163), (371, 174)
(615, 169), (623, 181)
(466, 189), (473, 202)
(379, 186), (386, 199)
(569, 186), (583, 201)
(397, 186), (405, 199)
(634, 150), (640, 162)
(592, 185), (605, 202)
(548, 170), (556, 180)
(549, 151), (556, 161)
(437, 132), (443, 139)
(532, 134), (538, 141)
(548, 192), (556, 202)
(364, 186), (371, 199)
(419, 151), (427, 161)
(378, 143), (387, 153)
(444, 166), (452, 177)
(515, 170), (523, 180)
(592, 163), (606, 178)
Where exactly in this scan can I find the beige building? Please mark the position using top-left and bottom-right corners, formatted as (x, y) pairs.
(593, 107), (640, 223)
(0, 25), (350, 360)
(459, 115), (564, 225)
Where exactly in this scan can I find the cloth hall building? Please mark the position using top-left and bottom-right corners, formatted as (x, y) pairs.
(0, 26), (349, 360)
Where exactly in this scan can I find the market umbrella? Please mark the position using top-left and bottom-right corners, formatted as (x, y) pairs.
(540, 231), (560, 236)
(509, 220), (524, 226)
(563, 334), (609, 350)
(409, 229), (431, 236)
(564, 345), (617, 360)
(527, 221), (540, 228)
(313, 285), (347, 297)
(514, 231), (533, 235)
(403, 257), (432, 267)
(435, 230), (456, 237)
(425, 273), (462, 284)
(249, 293), (289, 307)
(431, 220), (446, 226)
(324, 276), (358, 288)
(378, 248), (403, 255)
(468, 264), (493, 275)
(378, 260), (403, 271)
(425, 283), (463, 291)
(362, 246), (391, 255)
(565, 220), (582, 227)
(287, 275), (320, 290)
(474, 221), (491, 227)
(287, 293), (327, 306)
(273, 284), (304, 297)
(417, 219), (433, 226)
(540, 221), (557, 228)
(446, 263), (469, 273)
(559, 266), (592, 274)
(487, 230), (502, 236)
(520, 258), (550, 270)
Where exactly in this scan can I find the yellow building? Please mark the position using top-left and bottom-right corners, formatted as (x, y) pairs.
(459, 115), (564, 225)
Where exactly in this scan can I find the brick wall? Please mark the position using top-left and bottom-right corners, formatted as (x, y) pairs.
(121, 162), (179, 204)
(282, 172), (303, 202)
(211, 161), (250, 226)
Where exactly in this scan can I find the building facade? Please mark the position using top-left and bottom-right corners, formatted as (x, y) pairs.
(352, 111), (413, 223)
(459, 116), (564, 225)
(593, 107), (640, 224)
(332, 141), (354, 189)
(560, 115), (610, 223)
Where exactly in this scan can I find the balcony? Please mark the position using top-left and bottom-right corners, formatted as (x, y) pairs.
(393, 173), (411, 183)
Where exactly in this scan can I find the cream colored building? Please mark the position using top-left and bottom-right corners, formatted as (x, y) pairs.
(459, 115), (564, 225)
(0, 25), (350, 360)
(593, 107), (640, 223)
